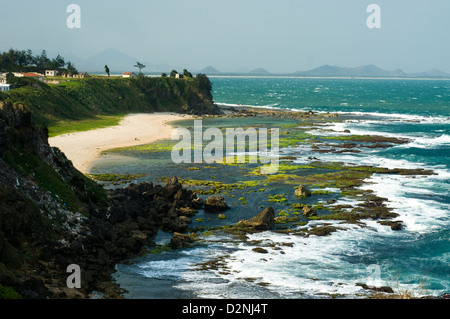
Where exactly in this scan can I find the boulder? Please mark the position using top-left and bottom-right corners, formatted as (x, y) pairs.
(302, 205), (317, 217)
(356, 283), (394, 294)
(295, 185), (311, 198)
(378, 220), (403, 231)
(252, 247), (268, 254)
(192, 197), (204, 209)
(169, 232), (196, 249)
(204, 196), (230, 212)
(237, 207), (275, 231)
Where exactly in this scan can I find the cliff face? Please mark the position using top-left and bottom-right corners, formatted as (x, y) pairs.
(0, 101), (203, 298)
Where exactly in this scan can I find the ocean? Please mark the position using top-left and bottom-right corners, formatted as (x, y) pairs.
(98, 77), (450, 299)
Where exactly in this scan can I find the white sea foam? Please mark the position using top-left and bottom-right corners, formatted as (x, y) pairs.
(406, 134), (450, 149)
(125, 104), (449, 299)
(216, 102), (281, 110)
(172, 225), (373, 298)
(334, 111), (450, 125)
(360, 174), (450, 233)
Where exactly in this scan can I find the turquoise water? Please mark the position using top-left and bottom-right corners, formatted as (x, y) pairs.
(212, 77), (450, 117)
(109, 77), (449, 298)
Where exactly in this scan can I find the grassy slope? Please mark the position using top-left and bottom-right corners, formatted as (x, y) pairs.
(47, 114), (125, 137)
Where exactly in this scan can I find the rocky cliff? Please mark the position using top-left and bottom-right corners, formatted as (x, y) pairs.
(0, 101), (203, 298)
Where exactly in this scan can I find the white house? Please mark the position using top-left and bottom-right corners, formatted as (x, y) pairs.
(0, 83), (10, 92)
(45, 70), (58, 76)
(122, 72), (137, 78)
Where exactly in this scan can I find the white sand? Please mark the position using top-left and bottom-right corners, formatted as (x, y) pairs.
(48, 113), (193, 174)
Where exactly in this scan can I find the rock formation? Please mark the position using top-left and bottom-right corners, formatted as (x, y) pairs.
(236, 207), (275, 231)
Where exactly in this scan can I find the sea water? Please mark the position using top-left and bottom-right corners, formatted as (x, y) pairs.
(107, 77), (449, 298)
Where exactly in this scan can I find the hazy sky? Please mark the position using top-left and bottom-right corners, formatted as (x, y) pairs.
(1, 0), (449, 73)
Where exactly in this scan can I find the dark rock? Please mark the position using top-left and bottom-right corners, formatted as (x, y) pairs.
(307, 225), (339, 236)
(294, 185), (311, 198)
(302, 205), (317, 217)
(192, 197), (204, 209)
(252, 247), (269, 254)
(378, 220), (403, 231)
(204, 195), (230, 212)
(169, 232), (195, 249)
(161, 205), (190, 233)
(356, 283), (394, 294)
(237, 207), (275, 231)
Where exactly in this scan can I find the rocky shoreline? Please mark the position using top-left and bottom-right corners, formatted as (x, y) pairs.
(1, 101), (449, 299)
(0, 101), (211, 299)
(107, 105), (449, 299)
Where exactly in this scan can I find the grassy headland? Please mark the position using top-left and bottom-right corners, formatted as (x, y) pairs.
(0, 74), (221, 135)
(0, 73), (222, 299)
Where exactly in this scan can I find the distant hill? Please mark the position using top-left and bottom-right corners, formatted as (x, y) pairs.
(292, 64), (450, 78)
(409, 69), (450, 78)
(199, 66), (222, 75)
(249, 68), (271, 75)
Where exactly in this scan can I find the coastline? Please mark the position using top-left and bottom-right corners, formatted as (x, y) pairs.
(48, 112), (194, 174)
(101, 105), (449, 299)
(1, 98), (447, 299)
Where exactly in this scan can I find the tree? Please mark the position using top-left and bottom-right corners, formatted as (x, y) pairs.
(51, 54), (65, 70)
(194, 73), (213, 100)
(35, 50), (51, 71)
(66, 61), (78, 75)
(134, 62), (146, 75)
(170, 70), (178, 78)
(105, 65), (110, 77)
(183, 69), (193, 78)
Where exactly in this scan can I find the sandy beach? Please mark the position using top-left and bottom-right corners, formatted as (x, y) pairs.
(48, 113), (192, 174)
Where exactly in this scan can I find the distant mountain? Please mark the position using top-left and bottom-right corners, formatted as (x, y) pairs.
(249, 68), (271, 75)
(292, 64), (450, 78)
(199, 66), (222, 75)
(409, 69), (450, 78)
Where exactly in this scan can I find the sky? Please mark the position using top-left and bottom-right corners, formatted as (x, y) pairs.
(1, 0), (449, 73)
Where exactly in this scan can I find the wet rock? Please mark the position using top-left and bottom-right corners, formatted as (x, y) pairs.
(302, 205), (317, 217)
(237, 207), (275, 231)
(169, 232), (196, 249)
(252, 247), (268, 254)
(356, 283), (394, 294)
(378, 220), (403, 231)
(294, 185), (311, 198)
(161, 205), (190, 232)
(192, 197), (204, 209)
(204, 195), (230, 212)
(307, 225), (339, 236)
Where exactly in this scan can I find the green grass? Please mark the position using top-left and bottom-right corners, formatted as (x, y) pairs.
(48, 114), (125, 137)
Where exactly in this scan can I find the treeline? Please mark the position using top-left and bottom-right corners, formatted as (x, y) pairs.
(0, 48), (78, 74)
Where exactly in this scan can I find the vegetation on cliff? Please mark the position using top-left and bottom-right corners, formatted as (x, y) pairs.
(0, 74), (221, 132)
(0, 69), (220, 298)
(0, 101), (208, 299)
